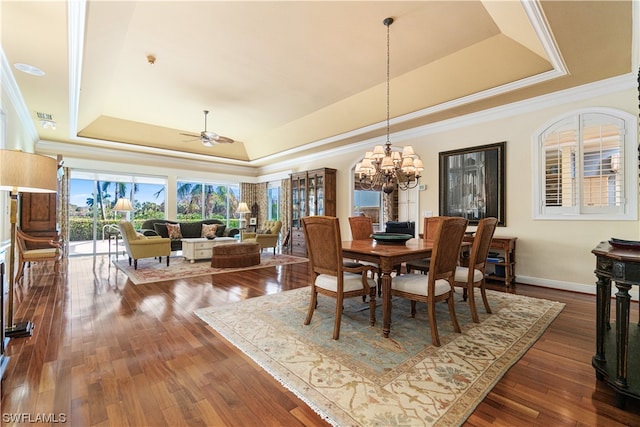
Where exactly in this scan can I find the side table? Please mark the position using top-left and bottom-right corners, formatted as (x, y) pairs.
(103, 224), (121, 259)
(592, 241), (640, 409)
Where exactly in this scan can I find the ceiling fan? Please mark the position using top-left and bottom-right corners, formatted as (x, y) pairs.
(180, 110), (234, 146)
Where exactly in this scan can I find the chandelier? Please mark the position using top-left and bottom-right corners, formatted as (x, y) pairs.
(355, 17), (423, 195)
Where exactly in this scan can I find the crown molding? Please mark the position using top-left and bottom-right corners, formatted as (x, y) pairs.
(0, 48), (39, 144)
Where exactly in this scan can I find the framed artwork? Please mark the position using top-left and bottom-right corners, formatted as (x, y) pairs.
(249, 217), (257, 226)
(439, 141), (506, 226)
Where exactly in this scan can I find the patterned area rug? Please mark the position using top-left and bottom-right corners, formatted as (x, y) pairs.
(195, 287), (564, 426)
(112, 253), (308, 285)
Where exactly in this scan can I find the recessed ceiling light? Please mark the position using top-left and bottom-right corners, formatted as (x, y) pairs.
(14, 63), (45, 76)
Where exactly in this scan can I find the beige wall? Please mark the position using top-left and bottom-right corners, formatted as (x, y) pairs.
(3, 69), (637, 297)
(292, 86), (638, 295)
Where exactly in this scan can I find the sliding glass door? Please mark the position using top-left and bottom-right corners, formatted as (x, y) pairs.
(68, 171), (166, 256)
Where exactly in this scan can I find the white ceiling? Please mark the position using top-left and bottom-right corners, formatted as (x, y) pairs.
(1, 1), (634, 166)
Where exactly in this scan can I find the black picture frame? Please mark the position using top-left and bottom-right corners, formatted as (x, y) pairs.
(439, 141), (506, 226)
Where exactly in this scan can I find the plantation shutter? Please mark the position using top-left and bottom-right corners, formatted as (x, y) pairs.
(541, 112), (625, 215)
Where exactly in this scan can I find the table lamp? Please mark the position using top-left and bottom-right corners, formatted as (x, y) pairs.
(113, 197), (134, 218)
(236, 202), (251, 238)
(0, 150), (58, 338)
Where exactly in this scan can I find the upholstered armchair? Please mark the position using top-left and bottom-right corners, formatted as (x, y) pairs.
(118, 221), (171, 269)
(242, 220), (282, 254)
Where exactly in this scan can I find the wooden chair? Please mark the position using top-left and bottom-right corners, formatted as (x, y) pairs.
(454, 217), (498, 323)
(405, 216), (441, 274)
(390, 216), (468, 346)
(302, 216), (377, 340)
(15, 227), (63, 283)
(347, 216), (381, 296)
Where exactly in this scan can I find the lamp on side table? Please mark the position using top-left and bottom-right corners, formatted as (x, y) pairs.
(236, 202), (251, 240)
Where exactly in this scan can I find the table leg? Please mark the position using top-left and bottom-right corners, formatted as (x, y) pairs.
(594, 274), (609, 362)
(380, 259), (394, 338)
(614, 281), (631, 388)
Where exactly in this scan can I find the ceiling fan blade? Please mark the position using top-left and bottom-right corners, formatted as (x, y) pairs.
(213, 135), (234, 144)
(180, 132), (200, 138)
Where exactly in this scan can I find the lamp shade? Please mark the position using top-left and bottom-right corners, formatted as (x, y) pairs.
(236, 202), (250, 214)
(113, 197), (134, 212)
(0, 150), (57, 193)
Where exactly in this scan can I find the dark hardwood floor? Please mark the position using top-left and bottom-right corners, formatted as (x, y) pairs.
(2, 254), (640, 426)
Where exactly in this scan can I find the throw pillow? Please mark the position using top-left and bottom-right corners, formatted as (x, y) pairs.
(153, 223), (169, 238)
(257, 228), (270, 234)
(166, 223), (183, 239)
(215, 224), (226, 237)
(201, 224), (218, 238)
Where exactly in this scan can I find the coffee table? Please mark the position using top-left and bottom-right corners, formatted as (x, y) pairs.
(181, 237), (236, 263)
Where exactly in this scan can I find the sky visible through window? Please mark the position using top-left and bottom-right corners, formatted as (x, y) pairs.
(69, 179), (164, 207)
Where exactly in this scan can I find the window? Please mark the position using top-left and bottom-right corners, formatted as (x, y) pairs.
(533, 108), (637, 220)
(353, 190), (382, 230)
(177, 180), (240, 227)
(267, 183), (281, 221)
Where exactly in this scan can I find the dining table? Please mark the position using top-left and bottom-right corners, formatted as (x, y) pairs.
(342, 238), (470, 338)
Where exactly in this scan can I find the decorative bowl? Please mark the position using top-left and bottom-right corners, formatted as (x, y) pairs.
(206, 235), (216, 240)
(371, 233), (413, 245)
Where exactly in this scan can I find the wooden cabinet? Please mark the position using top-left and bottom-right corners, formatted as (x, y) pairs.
(20, 192), (58, 249)
(289, 168), (336, 256)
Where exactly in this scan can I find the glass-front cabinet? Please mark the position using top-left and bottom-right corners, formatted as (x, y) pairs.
(289, 168), (336, 255)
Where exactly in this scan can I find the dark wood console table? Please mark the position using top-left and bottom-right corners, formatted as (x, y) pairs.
(592, 241), (640, 408)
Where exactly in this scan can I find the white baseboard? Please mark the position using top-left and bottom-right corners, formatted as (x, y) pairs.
(517, 275), (639, 302)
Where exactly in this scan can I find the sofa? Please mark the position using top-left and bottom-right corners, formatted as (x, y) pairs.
(140, 219), (239, 251)
(241, 220), (282, 254)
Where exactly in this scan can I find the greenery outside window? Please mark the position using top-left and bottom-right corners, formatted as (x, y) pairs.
(533, 108), (637, 220)
(177, 180), (240, 227)
(267, 183), (281, 221)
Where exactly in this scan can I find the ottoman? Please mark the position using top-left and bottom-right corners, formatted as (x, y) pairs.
(211, 242), (260, 268)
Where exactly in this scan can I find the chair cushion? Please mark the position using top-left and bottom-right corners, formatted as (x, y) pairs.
(201, 224), (218, 238)
(390, 274), (451, 297)
(166, 223), (183, 239)
(454, 266), (484, 282)
(23, 248), (59, 261)
(315, 273), (375, 293)
(406, 258), (430, 270)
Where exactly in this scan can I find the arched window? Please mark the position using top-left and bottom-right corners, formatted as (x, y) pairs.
(532, 108), (637, 220)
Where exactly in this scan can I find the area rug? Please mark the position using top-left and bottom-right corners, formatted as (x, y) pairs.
(112, 253), (307, 285)
(195, 287), (564, 426)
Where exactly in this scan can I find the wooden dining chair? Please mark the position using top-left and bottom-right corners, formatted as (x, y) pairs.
(302, 216), (377, 340)
(389, 216), (468, 346)
(454, 217), (498, 323)
(405, 216), (441, 274)
(347, 215), (382, 298)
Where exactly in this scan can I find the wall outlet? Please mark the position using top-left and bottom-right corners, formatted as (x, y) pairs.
(423, 211), (433, 217)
